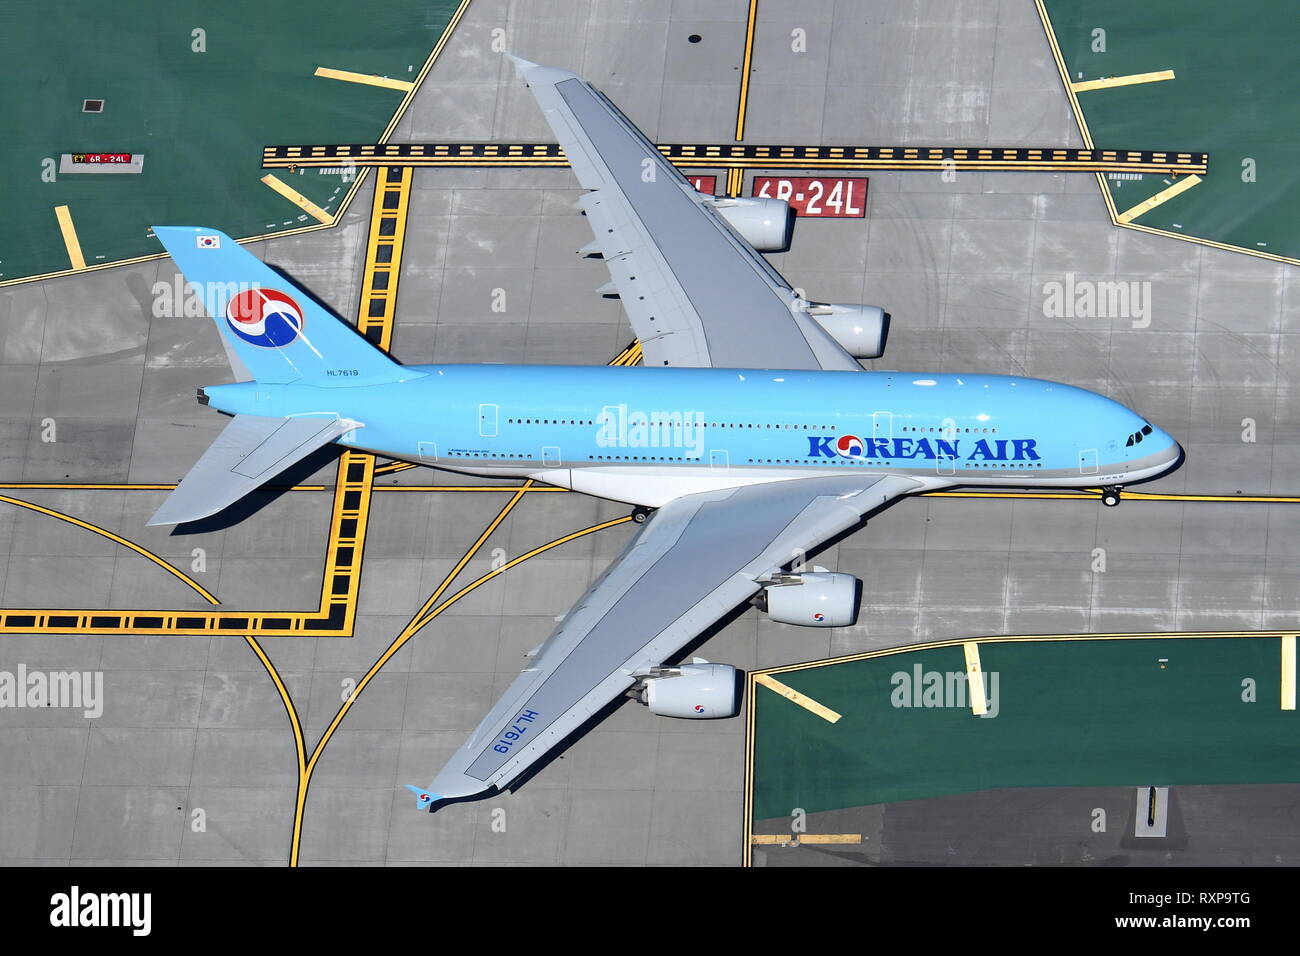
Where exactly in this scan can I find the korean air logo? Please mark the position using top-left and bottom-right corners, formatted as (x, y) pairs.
(812, 612), (826, 623)
(417, 792), (431, 804)
(693, 704), (705, 714)
(225, 288), (305, 348)
(835, 435), (864, 457)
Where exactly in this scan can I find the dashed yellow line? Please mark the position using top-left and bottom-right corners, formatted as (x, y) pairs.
(754, 673), (841, 723)
(260, 174), (334, 224)
(53, 205), (86, 270)
(1071, 69), (1175, 93)
(1115, 174), (1202, 224)
(963, 641), (987, 715)
(1283, 636), (1296, 711)
(314, 66), (414, 92)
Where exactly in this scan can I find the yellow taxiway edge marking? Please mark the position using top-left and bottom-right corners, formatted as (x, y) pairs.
(734, 0), (759, 140)
(754, 673), (841, 723)
(53, 205), (86, 270)
(260, 174), (334, 224)
(751, 833), (862, 845)
(963, 641), (987, 715)
(1071, 69), (1175, 93)
(314, 67), (414, 91)
(1115, 174), (1202, 224)
(1283, 636), (1296, 711)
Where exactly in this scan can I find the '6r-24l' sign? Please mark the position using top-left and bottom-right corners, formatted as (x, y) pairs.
(753, 176), (867, 217)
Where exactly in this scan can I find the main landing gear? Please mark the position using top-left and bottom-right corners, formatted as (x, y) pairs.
(1101, 486), (1123, 508)
(631, 506), (654, 524)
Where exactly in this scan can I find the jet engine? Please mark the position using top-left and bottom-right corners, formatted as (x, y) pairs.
(802, 303), (890, 359)
(634, 662), (739, 718)
(707, 196), (793, 251)
(755, 569), (860, 627)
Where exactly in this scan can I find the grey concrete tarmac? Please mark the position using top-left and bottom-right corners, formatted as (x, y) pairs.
(0, 0), (1295, 865)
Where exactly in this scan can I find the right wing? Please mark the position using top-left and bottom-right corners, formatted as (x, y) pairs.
(414, 474), (920, 805)
(508, 56), (863, 373)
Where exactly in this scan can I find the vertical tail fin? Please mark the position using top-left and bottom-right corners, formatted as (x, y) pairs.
(152, 226), (407, 386)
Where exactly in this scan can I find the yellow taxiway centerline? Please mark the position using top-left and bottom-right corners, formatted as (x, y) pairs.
(1115, 174), (1202, 224)
(53, 205), (86, 270)
(754, 673), (842, 723)
(260, 174), (334, 224)
(314, 67), (414, 92)
(1071, 69), (1175, 93)
(751, 833), (862, 845)
(963, 641), (987, 715)
(734, 0), (759, 140)
(1283, 636), (1296, 711)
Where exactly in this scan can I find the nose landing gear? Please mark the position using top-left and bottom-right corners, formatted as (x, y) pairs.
(1101, 486), (1123, 508)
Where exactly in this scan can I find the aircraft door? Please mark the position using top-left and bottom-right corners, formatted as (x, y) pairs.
(478, 403), (498, 438)
(871, 412), (893, 441)
(1079, 448), (1099, 475)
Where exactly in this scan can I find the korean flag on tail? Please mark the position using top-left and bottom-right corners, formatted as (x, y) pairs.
(196, 234), (221, 249)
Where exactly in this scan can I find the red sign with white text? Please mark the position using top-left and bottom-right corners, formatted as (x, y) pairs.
(71, 153), (134, 164)
(752, 176), (868, 217)
(688, 175), (717, 195)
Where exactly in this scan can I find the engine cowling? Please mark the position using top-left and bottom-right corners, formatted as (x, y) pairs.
(760, 571), (859, 627)
(638, 662), (739, 718)
(805, 303), (889, 359)
(709, 196), (793, 251)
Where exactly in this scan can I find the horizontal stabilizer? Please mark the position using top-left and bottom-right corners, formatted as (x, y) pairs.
(149, 414), (361, 526)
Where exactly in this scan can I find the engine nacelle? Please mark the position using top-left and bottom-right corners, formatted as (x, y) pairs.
(708, 196), (793, 251)
(760, 571), (859, 627)
(638, 662), (739, 718)
(805, 303), (889, 359)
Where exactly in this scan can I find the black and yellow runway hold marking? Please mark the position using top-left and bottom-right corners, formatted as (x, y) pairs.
(262, 142), (1207, 176)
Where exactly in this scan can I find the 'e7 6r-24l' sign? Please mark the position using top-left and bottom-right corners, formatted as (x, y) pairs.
(753, 176), (867, 217)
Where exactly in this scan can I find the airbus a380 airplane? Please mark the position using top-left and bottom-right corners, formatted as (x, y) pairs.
(149, 57), (1182, 808)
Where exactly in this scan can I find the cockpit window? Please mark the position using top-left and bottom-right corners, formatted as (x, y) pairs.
(1125, 422), (1154, 447)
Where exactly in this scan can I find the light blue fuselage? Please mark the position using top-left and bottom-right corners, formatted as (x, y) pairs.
(203, 364), (1181, 504)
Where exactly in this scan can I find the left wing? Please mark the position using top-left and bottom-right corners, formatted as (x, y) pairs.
(507, 56), (863, 373)
(411, 474), (920, 806)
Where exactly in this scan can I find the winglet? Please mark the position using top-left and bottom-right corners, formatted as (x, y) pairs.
(405, 784), (442, 811)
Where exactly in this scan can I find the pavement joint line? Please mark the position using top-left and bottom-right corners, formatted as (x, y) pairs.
(53, 205), (86, 270)
(1115, 174), (1202, 224)
(963, 641), (988, 715)
(754, 673), (842, 723)
(1071, 69), (1176, 93)
(313, 66), (414, 91)
(260, 173), (334, 224)
(1283, 636), (1296, 711)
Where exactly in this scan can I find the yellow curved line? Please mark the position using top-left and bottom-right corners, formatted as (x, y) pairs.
(0, 493), (219, 605)
(242, 635), (308, 865)
(287, 513), (631, 865)
(411, 516), (633, 634)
